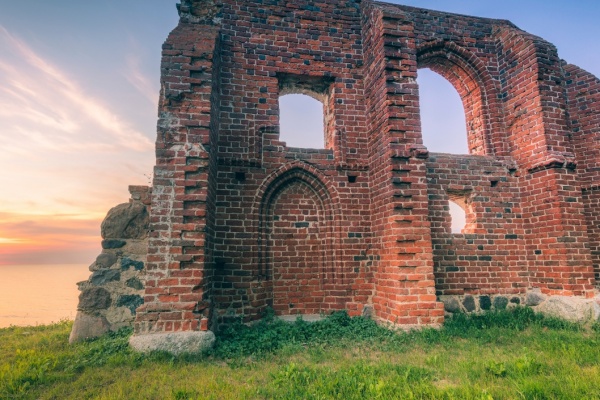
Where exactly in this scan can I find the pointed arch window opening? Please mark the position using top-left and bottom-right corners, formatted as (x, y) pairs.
(417, 68), (469, 155)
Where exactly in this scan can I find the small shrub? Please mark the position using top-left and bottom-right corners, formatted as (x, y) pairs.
(509, 354), (543, 377)
(172, 388), (199, 400)
(485, 360), (507, 377)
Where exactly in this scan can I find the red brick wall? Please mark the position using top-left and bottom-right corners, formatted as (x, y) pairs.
(494, 28), (594, 296)
(205, 0), (377, 325)
(134, 0), (599, 336)
(427, 154), (526, 296)
(566, 64), (600, 285)
(361, 3), (444, 327)
(269, 179), (327, 315)
(582, 189), (600, 283)
(134, 10), (221, 334)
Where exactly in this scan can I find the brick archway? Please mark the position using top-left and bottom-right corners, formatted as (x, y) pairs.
(417, 40), (507, 157)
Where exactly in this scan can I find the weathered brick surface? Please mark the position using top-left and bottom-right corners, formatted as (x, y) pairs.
(427, 154), (526, 296)
(565, 64), (600, 285)
(133, 0), (600, 335)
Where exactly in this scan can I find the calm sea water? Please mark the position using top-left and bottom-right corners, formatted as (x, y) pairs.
(0, 264), (91, 328)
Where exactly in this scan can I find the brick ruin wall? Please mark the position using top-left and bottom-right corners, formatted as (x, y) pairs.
(72, 0), (600, 343)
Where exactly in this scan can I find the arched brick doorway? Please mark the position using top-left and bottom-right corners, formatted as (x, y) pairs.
(268, 179), (326, 315)
(258, 167), (336, 316)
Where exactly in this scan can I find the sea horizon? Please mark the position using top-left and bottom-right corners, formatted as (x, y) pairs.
(0, 263), (91, 328)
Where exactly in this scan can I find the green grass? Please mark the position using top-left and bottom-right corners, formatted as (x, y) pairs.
(1, 308), (599, 399)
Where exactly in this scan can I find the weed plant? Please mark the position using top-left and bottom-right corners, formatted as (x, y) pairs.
(1, 307), (599, 399)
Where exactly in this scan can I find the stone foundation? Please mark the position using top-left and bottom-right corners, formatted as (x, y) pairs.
(69, 186), (151, 343)
(440, 290), (600, 323)
(129, 331), (215, 355)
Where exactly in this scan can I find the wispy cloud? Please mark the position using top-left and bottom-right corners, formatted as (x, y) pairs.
(0, 0), (181, 267)
(0, 25), (153, 153)
(0, 24), (155, 214)
(125, 53), (160, 107)
(122, 35), (160, 107)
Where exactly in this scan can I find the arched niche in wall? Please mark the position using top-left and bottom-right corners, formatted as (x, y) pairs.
(256, 166), (336, 316)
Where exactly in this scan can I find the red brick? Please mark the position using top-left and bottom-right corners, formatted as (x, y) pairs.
(133, 0), (599, 336)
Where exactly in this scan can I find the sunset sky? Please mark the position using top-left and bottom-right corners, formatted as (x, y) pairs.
(0, 1), (598, 266)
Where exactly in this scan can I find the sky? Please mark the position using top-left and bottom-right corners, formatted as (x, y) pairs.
(0, 1), (598, 266)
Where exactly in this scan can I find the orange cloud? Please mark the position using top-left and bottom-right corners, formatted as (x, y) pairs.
(0, 213), (102, 266)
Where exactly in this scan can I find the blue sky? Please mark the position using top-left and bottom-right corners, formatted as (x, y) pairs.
(0, 1), (598, 265)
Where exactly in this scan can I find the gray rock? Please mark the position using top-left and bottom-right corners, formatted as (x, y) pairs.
(443, 297), (461, 313)
(510, 297), (521, 305)
(361, 305), (373, 318)
(126, 277), (144, 290)
(69, 312), (110, 343)
(76, 280), (90, 291)
(121, 240), (148, 256)
(96, 253), (117, 269)
(536, 296), (600, 322)
(78, 287), (112, 311)
(90, 270), (121, 286)
(101, 202), (149, 240)
(116, 295), (144, 314)
(479, 296), (491, 311)
(121, 257), (144, 271)
(102, 239), (126, 249)
(463, 296), (476, 312)
(278, 314), (324, 323)
(103, 307), (135, 328)
(129, 331), (216, 355)
(526, 291), (546, 306)
(493, 296), (509, 310)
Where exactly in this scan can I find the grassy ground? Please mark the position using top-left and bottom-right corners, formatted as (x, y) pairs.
(1, 308), (599, 399)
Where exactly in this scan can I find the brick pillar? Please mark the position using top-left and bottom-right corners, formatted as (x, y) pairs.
(130, 1), (222, 353)
(496, 27), (595, 297)
(363, 5), (444, 327)
(565, 64), (600, 287)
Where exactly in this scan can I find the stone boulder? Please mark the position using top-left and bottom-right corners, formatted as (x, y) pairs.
(535, 295), (600, 323)
(69, 313), (110, 344)
(101, 202), (149, 240)
(78, 287), (112, 311)
(129, 331), (216, 355)
(95, 253), (117, 269)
